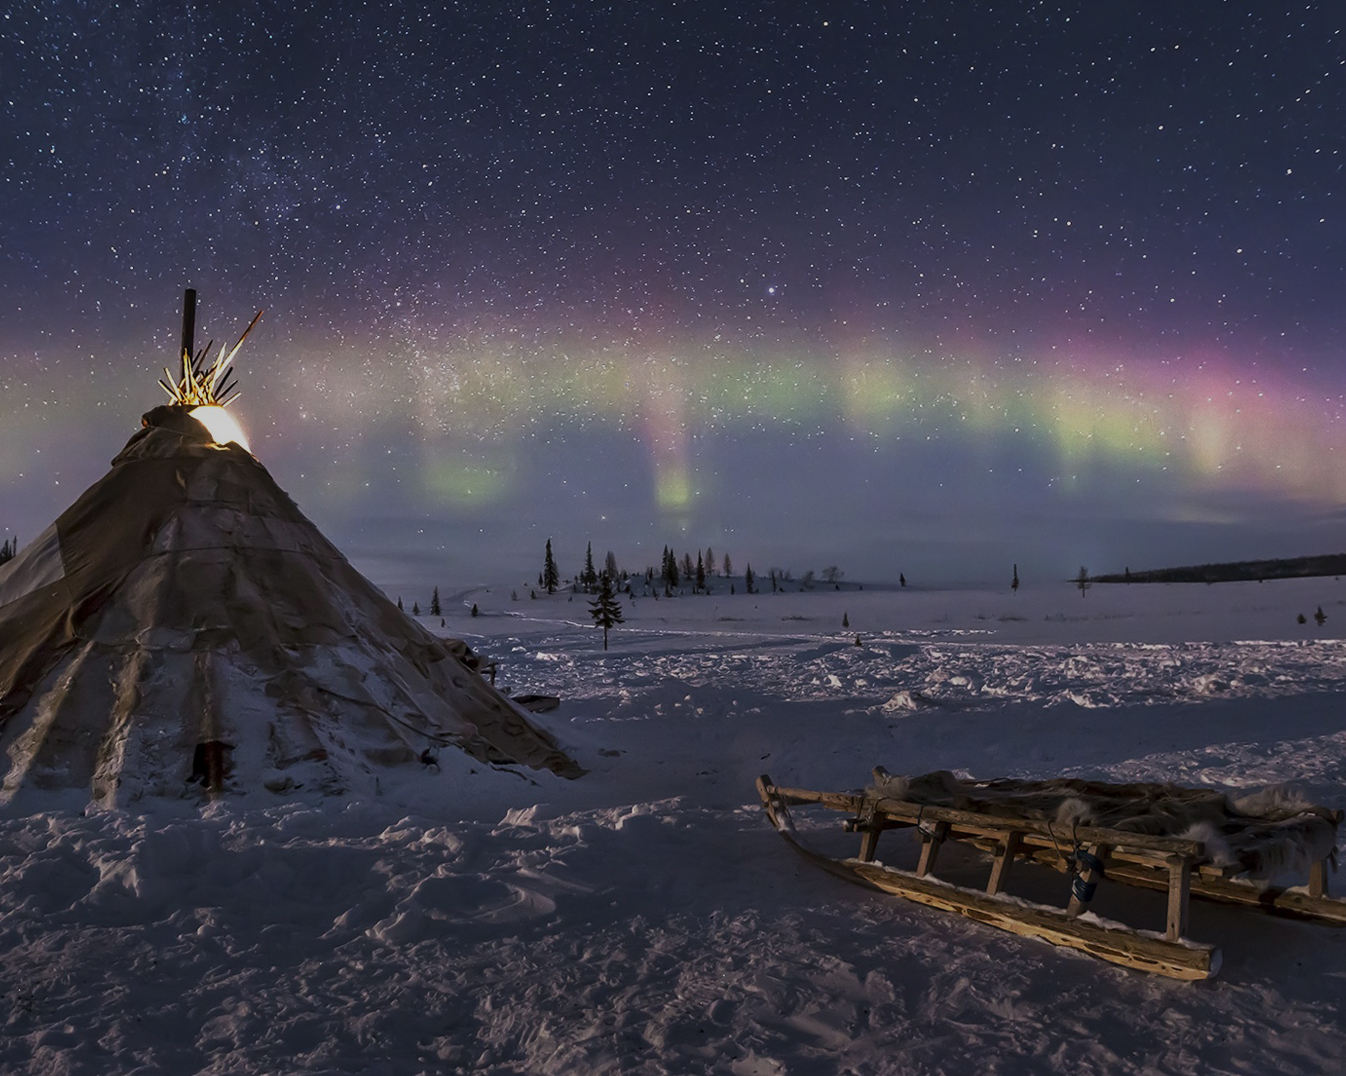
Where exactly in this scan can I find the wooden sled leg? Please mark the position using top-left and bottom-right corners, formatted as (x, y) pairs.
(1166, 855), (1192, 941)
(987, 831), (1021, 896)
(1309, 857), (1329, 899)
(916, 821), (949, 877)
(857, 804), (882, 862)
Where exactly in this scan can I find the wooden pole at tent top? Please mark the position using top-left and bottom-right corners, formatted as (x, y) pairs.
(180, 288), (197, 361)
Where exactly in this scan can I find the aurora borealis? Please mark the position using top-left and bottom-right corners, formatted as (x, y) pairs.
(3, 3), (1345, 588)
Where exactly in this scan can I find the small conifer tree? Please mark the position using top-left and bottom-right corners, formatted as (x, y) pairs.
(664, 546), (680, 590)
(589, 573), (625, 650)
(744, 564), (756, 594)
(543, 539), (560, 594)
(430, 586), (442, 617)
(722, 553), (733, 579)
(412, 601), (421, 616)
(696, 552), (706, 592)
(582, 542), (598, 592)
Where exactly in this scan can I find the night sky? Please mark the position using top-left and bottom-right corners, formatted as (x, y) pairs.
(3, 2), (1345, 590)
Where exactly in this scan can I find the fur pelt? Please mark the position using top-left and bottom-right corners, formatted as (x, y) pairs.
(868, 766), (1339, 881)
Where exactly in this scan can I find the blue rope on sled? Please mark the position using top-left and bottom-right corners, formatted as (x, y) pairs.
(1069, 849), (1106, 903)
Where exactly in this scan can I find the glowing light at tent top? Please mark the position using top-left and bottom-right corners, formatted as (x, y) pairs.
(191, 405), (251, 452)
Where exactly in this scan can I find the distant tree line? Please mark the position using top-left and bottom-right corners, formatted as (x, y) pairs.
(385, 540), (867, 631)
(529, 539), (865, 599)
(533, 539), (739, 597)
(1093, 553), (1346, 585)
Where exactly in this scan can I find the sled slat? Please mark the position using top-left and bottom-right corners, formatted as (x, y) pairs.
(1103, 859), (1346, 924)
(868, 796), (1205, 856)
(774, 784), (1206, 855)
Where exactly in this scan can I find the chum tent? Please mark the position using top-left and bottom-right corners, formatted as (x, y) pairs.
(0, 404), (581, 810)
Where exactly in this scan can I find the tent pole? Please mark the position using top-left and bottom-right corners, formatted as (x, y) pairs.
(181, 288), (197, 361)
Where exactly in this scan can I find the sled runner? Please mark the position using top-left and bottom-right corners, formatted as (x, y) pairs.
(756, 770), (1344, 981)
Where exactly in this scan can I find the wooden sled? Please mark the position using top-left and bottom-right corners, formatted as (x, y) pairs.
(757, 773), (1345, 981)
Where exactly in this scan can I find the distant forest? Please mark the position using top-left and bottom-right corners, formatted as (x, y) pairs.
(1095, 554), (1346, 585)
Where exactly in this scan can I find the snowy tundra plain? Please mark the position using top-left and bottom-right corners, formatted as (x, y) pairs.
(3, 576), (1346, 1075)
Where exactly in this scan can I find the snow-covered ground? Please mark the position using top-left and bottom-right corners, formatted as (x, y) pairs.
(4, 577), (1346, 1074)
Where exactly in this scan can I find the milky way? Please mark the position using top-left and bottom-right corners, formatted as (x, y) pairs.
(3, 3), (1345, 588)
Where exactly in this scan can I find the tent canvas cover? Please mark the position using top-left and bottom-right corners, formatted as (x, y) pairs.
(0, 405), (580, 810)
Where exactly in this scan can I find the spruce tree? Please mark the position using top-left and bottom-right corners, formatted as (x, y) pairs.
(705, 547), (715, 576)
(412, 601), (421, 615)
(722, 553), (733, 579)
(430, 586), (442, 617)
(744, 564), (756, 594)
(1012, 564), (1020, 593)
(589, 573), (625, 650)
(695, 552), (705, 592)
(582, 542), (598, 592)
(543, 539), (560, 594)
